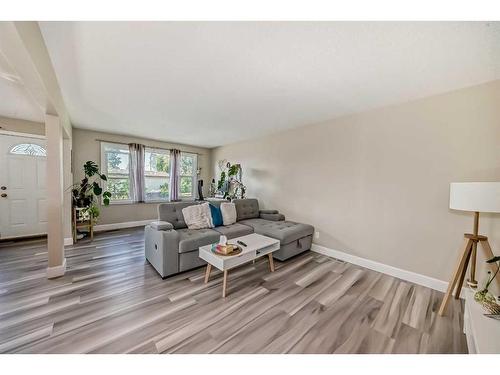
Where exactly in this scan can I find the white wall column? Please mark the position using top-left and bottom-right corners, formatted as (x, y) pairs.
(63, 138), (73, 245)
(45, 114), (66, 278)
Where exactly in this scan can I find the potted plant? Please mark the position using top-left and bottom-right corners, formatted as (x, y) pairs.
(216, 160), (246, 200)
(474, 255), (500, 314)
(71, 161), (111, 221)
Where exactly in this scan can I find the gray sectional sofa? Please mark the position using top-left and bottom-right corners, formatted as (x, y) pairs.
(145, 198), (314, 278)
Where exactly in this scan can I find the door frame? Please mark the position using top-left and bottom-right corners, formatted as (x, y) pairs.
(0, 130), (48, 240)
(0, 129), (46, 140)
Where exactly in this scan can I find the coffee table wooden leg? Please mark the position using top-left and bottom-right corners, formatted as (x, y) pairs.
(222, 270), (228, 298)
(204, 264), (212, 284)
(268, 253), (275, 272)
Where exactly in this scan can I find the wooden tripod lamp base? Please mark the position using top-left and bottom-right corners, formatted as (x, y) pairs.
(438, 232), (495, 316)
(439, 182), (500, 317)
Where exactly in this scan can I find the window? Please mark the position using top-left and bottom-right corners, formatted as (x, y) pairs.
(101, 142), (131, 203)
(99, 142), (198, 203)
(144, 148), (170, 201)
(180, 152), (197, 198)
(9, 143), (46, 157)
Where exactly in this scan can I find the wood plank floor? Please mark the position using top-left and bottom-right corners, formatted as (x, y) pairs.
(0, 228), (467, 354)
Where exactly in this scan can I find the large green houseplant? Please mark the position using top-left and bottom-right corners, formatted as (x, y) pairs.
(216, 160), (246, 200)
(71, 161), (111, 221)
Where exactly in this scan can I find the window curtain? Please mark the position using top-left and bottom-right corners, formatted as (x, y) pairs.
(169, 149), (181, 201)
(129, 143), (145, 203)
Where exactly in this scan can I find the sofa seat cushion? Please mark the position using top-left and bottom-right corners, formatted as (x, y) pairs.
(238, 218), (314, 245)
(177, 228), (221, 253)
(213, 223), (254, 239)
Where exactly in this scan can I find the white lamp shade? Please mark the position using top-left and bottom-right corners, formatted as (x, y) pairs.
(450, 182), (500, 213)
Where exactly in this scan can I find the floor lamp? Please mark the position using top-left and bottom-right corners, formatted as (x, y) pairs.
(438, 182), (500, 316)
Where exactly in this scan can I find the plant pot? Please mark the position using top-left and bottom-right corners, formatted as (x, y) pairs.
(474, 289), (496, 304)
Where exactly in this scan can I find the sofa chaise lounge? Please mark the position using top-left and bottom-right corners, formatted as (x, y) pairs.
(145, 198), (314, 278)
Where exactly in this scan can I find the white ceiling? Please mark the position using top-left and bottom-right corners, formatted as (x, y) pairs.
(39, 22), (500, 148)
(0, 50), (44, 123)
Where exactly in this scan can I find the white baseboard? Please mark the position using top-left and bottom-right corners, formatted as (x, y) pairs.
(64, 237), (73, 246)
(46, 258), (66, 279)
(311, 243), (450, 293)
(94, 219), (155, 232)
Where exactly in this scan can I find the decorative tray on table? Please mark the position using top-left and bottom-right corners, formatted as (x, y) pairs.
(211, 243), (242, 256)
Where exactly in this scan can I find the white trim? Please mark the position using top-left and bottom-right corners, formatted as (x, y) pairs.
(0, 129), (46, 139)
(94, 219), (155, 232)
(64, 237), (73, 246)
(46, 258), (66, 279)
(311, 243), (453, 294)
(0, 232), (46, 240)
(108, 199), (134, 205)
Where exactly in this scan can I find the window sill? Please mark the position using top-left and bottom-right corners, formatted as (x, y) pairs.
(103, 199), (196, 206)
(106, 200), (134, 205)
(101, 197), (196, 207)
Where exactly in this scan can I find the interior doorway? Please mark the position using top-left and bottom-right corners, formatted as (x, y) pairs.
(0, 132), (48, 239)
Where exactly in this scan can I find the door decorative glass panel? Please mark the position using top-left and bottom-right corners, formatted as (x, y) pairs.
(9, 143), (46, 157)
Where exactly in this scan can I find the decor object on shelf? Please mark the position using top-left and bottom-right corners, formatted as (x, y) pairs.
(219, 235), (228, 246)
(474, 255), (500, 314)
(216, 160), (246, 200)
(211, 243), (241, 256)
(439, 182), (500, 316)
(197, 179), (204, 201)
(208, 178), (217, 197)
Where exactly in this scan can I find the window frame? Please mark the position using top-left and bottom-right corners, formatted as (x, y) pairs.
(9, 143), (47, 157)
(100, 141), (133, 205)
(179, 152), (198, 200)
(143, 146), (170, 203)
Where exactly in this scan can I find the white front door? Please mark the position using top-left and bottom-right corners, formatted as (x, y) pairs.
(0, 134), (48, 239)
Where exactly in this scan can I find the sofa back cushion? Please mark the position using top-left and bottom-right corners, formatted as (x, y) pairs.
(182, 202), (214, 229)
(209, 204), (224, 227)
(158, 201), (199, 229)
(220, 202), (237, 225)
(233, 198), (260, 221)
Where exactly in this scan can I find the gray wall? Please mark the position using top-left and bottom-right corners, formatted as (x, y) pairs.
(72, 128), (212, 225)
(213, 80), (500, 293)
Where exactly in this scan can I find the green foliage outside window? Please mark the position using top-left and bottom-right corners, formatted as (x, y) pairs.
(107, 152), (122, 170)
(160, 182), (169, 198)
(180, 177), (193, 196)
(155, 154), (169, 173)
(180, 155), (194, 175)
(107, 178), (130, 200)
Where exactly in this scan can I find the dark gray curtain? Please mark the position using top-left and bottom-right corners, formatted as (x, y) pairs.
(169, 149), (181, 201)
(129, 143), (145, 203)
